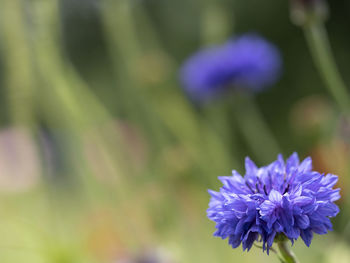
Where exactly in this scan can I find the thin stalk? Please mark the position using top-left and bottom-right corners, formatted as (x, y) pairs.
(0, 0), (36, 127)
(303, 20), (350, 112)
(201, 0), (230, 45)
(233, 94), (281, 163)
(277, 241), (300, 263)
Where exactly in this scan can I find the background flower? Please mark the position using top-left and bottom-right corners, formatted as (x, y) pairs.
(180, 34), (282, 102)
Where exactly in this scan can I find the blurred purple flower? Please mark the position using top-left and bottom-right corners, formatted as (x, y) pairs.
(180, 34), (282, 102)
(207, 153), (340, 253)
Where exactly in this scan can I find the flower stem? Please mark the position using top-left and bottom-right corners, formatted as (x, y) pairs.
(303, 20), (350, 112)
(277, 241), (300, 263)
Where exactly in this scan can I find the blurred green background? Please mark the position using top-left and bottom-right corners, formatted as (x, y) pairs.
(0, 0), (349, 262)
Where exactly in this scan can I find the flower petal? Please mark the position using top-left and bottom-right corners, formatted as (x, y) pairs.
(245, 157), (258, 175)
(269, 189), (283, 203)
(300, 229), (313, 247)
(296, 215), (310, 229)
(298, 157), (312, 173)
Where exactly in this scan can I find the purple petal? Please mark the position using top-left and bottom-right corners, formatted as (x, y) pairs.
(316, 188), (341, 202)
(259, 200), (276, 217)
(269, 189), (283, 203)
(273, 221), (283, 232)
(317, 202), (339, 217)
(300, 229), (313, 247)
(234, 218), (246, 235)
(286, 226), (300, 239)
(298, 157), (312, 173)
(321, 174), (338, 188)
(267, 231), (276, 247)
(229, 234), (242, 248)
(293, 196), (313, 206)
(242, 231), (259, 251)
(286, 152), (299, 173)
(311, 224), (328, 234)
(208, 190), (223, 200)
(245, 157), (258, 175)
(296, 215), (310, 229)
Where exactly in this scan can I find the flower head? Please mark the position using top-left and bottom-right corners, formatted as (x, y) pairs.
(207, 153), (340, 253)
(289, 0), (328, 25)
(179, 34), (282, 102)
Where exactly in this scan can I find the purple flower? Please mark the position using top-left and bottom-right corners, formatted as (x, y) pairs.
(207, 153), (340, 253)
(179, 34), (282, 102)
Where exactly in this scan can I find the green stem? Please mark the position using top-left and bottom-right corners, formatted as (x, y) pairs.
(0, 0), (36, 127)
(303, 20), (350, 112)
(201, 0), (230, 45)
(277, 241), (300, 263)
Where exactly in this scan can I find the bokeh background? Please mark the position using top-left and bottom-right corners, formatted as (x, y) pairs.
(0, 0), (349, 262)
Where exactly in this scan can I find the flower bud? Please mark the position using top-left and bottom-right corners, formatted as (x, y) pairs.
(289, 0), (329, 25)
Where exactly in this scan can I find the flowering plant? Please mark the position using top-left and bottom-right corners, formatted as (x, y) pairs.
(207, 153), (340, 255)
